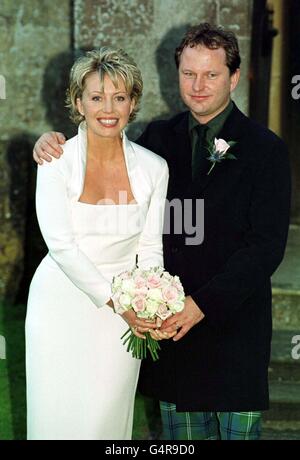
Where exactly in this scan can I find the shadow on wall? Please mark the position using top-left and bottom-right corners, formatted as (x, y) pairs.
(41, 51), (78, 137)
(5, 51), (77, 306)
(127, 24), (188, 140)
(2, 50), (76, 440)
(5, 134), (43, 306)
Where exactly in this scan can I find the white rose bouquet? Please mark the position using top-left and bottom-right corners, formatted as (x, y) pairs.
(111, 266), (185, 361)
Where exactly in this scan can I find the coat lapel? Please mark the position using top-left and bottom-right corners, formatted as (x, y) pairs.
(169, 112), (193, 199)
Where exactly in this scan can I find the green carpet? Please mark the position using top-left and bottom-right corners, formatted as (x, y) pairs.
(0, 302), (26, 440)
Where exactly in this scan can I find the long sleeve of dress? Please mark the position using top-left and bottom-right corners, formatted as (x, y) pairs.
(35, 158), (112, 309)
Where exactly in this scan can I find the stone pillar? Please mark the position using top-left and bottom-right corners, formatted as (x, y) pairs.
(268, 0), (285, 137)
(74, 0), (253, 138)
(0, 1), (72, 302)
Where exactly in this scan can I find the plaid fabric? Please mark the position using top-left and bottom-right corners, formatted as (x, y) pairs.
(160, 401), (262, 440)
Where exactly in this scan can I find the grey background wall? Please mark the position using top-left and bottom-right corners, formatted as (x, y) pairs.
(0, 1), (72, 300)
(0, 0), (276, 302)
(73, 0), (253, 139)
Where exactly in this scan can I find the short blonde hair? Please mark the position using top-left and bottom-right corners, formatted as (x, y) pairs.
(66, 47), (143, 124)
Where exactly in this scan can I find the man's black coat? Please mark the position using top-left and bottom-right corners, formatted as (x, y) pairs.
(137, 103), (291, 411)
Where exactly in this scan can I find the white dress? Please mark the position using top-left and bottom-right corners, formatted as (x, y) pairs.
(25, 123), (168, 440)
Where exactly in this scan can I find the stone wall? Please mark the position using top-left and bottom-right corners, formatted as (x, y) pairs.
(0, 0), (254, 302)
(0, 1), (72, 302)
(74, 0), (253, 139)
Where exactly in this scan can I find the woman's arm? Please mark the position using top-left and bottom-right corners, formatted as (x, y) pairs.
(36, 158), (111, 308)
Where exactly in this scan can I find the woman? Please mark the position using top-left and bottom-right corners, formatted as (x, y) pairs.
(25, 48), (169, 440)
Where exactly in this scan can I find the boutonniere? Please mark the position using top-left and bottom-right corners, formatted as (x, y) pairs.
(206, 138), (237, 175)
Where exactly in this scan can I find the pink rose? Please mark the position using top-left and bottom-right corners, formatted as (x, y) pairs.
(162, 286), (179, 304)
(157, 303), (168, 316)
(131, 295), (146, 313)
(156, 303), (172, 320)
(147, 274), (162, 289)
(214, 138), (230, 156)
(134, 275), (147, 289)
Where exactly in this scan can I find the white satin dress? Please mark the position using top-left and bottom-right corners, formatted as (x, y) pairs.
(25, 123), (168, 440)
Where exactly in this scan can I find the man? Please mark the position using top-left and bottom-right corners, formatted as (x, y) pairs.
(33, 23), (291, 440)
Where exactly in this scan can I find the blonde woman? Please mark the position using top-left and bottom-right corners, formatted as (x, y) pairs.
(25, 48), (169, 440)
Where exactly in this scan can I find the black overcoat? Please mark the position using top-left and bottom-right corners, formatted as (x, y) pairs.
(137, 104), (291, 411)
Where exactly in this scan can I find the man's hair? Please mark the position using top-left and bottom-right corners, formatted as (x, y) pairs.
(175, 23), (241, 75)
(66, 47), (143, 124)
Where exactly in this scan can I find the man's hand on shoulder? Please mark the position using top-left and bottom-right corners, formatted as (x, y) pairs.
(33, 132), (66, 165)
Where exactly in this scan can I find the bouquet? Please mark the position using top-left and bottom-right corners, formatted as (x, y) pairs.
(111, 266), (185, 361)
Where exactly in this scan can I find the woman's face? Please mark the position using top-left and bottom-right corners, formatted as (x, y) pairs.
(76, 72), (135, 139)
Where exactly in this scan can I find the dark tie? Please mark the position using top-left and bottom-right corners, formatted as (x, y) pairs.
(192, 124), (208, 180)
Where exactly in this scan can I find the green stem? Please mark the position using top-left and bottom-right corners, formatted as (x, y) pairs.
(207, 162), (216, 175)
(121, 327), (131, 341)
(121, 330), (161, 361)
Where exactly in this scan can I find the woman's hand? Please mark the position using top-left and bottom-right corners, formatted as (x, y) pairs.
(149, 317), (177, 341)
(109, 301), (177, 341)
(149, 328), (177, 341)
(121, 310), (157, 340)
(108, 299), (155, 339)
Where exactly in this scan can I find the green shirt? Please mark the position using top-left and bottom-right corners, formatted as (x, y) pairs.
(189, 100), (234, 167)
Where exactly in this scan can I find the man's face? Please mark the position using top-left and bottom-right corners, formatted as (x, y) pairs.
(178, 44), (240, 124)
